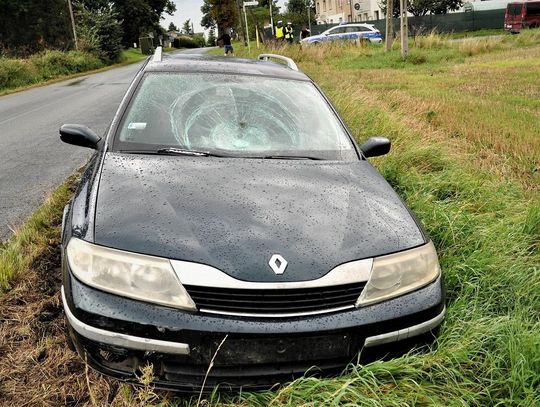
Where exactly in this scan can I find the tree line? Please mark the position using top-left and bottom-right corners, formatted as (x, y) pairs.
(200, 0), (462, 41)
(0, 0), (176, 58)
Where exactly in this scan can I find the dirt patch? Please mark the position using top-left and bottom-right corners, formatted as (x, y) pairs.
(0, 243), (119, 406)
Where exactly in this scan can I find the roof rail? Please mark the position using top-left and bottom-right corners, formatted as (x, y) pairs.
(257, 54), (298, 71)
(152, 46), (163, 63)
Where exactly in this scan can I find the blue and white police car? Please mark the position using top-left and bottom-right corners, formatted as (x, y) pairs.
(301, 23), (383, 45)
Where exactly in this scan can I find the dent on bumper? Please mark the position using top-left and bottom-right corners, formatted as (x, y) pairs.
(61, 286), (190, 355)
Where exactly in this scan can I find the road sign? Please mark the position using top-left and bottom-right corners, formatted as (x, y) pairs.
(243, 1), (258, 6)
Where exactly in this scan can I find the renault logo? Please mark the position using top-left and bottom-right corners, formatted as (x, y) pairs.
(269, 254), (287, 275)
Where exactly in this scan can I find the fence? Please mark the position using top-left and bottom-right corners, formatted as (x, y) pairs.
(263, 10), (505, 40)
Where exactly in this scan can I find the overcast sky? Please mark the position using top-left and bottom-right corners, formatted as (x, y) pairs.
(162, 0), (287, 33)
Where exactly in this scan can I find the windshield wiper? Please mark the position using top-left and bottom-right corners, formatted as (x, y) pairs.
(156, 148), (228, 157)
(260, 155), (324, 160)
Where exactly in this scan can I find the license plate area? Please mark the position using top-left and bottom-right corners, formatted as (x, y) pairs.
(209, 334), (352, 365)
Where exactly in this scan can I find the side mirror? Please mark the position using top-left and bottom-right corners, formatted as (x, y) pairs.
(59, 124), (101, 149)
(360, 137), (391, 158)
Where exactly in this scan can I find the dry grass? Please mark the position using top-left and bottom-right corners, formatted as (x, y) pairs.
(0, 244), (118, 406)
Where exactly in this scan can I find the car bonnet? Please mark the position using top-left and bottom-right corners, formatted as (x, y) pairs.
(93, 153), (426, 283)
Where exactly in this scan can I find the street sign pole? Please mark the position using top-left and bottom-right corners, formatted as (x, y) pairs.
(243, 1), (258, 54)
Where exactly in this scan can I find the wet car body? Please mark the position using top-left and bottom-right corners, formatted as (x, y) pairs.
(60, 51), (445, 392)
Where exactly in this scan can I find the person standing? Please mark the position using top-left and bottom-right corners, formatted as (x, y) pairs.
(300, 26), (311, 40)
(216, 29), (234, 56)
(284, 22), (294, 44)
(275, 20), (285, 42)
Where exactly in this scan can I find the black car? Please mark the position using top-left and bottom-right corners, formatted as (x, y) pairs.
(59, 49), (445, 392)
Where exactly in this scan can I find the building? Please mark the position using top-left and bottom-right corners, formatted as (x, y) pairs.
(315, 0), (384, 24)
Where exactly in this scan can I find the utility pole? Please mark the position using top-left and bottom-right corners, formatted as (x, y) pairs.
(270, 0), (274, 35)
(307, 0), (312, 32)
(385, 0), (393, 52)
(399, 0), (408, 58)
(67, 0), (78, 50)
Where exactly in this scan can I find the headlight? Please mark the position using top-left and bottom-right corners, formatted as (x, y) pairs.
(66, 238), (196, 310)
(356, 241), (440, 307)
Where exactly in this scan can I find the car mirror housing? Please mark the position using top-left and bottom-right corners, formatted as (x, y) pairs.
(59, 124), (101, 149)
(360, 137), (391, 158)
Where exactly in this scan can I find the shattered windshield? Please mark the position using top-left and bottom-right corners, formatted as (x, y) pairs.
(114, 72), (356, 160)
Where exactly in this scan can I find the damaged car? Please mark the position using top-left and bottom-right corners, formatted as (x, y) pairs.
(59, 49), (445, 392)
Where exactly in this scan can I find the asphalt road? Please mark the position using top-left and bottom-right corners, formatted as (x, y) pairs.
(0, 48), (209, 242)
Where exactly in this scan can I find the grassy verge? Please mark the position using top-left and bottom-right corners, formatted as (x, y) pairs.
(0, 48), (148, 96)
(0, 172), (79, 291)
(445, 28), (506, 39)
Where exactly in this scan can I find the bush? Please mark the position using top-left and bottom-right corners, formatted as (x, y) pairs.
(0, 58), (37, 89)
(193, 35), (207, 48)
(30, 50), (102, 79)
(173, 36), (199, 49)
(0, 51), (103, 92)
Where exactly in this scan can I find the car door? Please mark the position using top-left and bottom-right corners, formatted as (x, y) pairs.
(325, 26), (347, 42)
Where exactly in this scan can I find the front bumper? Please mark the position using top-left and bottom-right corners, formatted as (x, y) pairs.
(63, 273), (445, 392)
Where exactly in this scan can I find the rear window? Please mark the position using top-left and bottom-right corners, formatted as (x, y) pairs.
(507, 3), (524, 15)
(114, 72), (356, 160)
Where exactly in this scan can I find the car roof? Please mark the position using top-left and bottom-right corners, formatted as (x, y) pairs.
(329, 23), (374, 27)
(144, 52), (310, 81)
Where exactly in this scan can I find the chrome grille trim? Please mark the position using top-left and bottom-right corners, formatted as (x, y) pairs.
(170, 258), (372, 289)
(199, 304), (356, 318)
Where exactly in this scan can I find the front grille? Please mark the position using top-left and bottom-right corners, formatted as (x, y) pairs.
(184, 282), (366, 316)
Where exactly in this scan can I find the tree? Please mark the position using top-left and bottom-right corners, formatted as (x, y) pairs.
(379, 0), (462, 17)
(76, 2), (123, 62)
(168, 22), (178, 31)
(0, 0), (73, 55)
(287, 0), (308, 14)
(182, 19), (192, 35)
(200, 0), (238, 34)
(207, 27), (217, 45)
(112, 0), (177, 46)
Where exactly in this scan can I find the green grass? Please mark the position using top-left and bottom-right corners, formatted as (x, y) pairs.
(121, 47), (150, 64)
(445, 28), (506, 39)
(0, 173), (79, 291)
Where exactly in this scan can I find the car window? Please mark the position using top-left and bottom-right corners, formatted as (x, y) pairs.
(507, 3), (523, 14)
(115, 73), (356, 160)
(328, 27), (347, 34)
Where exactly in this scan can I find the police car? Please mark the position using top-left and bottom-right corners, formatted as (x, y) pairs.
(301, 23), (383, 45)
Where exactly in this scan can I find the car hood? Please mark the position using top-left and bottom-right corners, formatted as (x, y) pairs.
(94, 153), (425, 283)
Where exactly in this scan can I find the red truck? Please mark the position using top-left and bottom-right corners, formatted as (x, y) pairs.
(505, 1), (540, 32)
